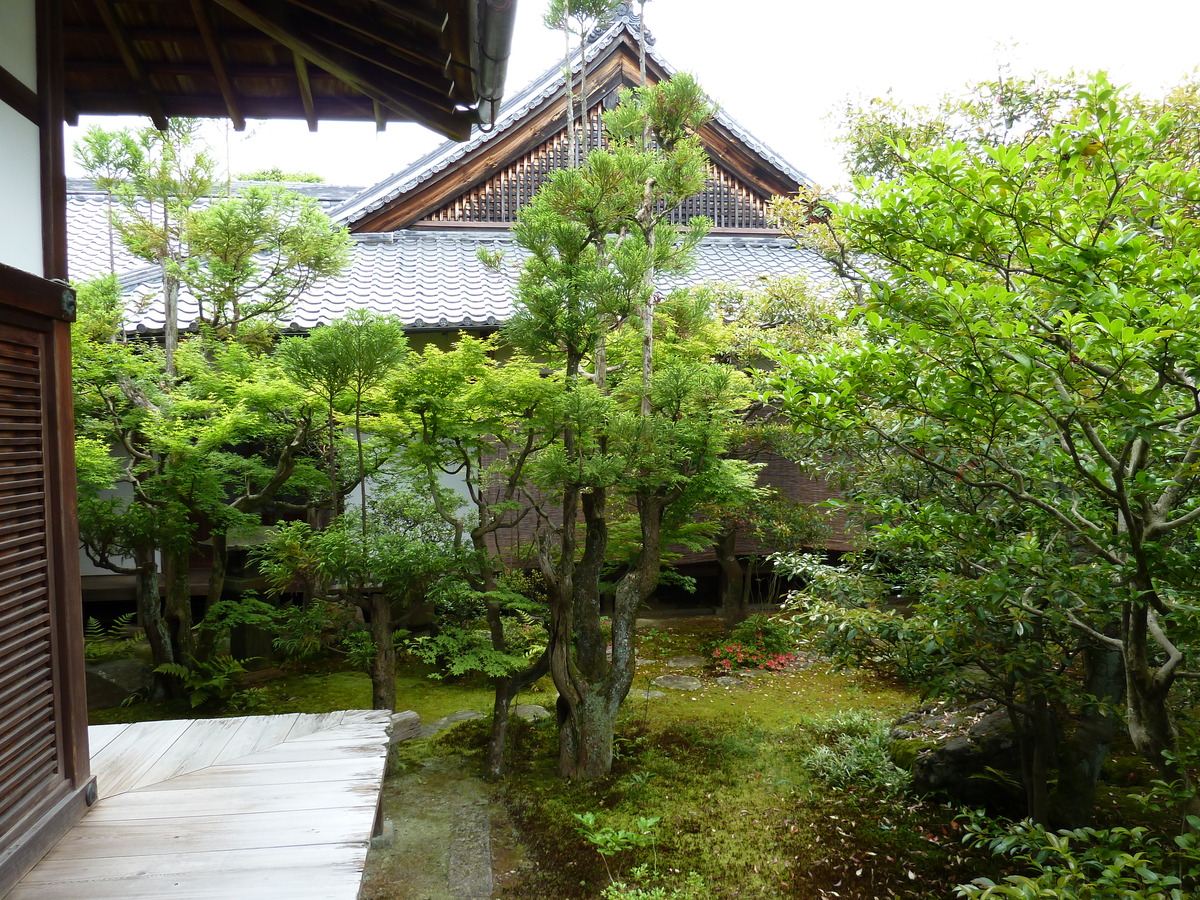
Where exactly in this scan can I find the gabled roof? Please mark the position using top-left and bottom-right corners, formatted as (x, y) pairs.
(331, 12), (811, 231)
(67, 178), (364, 283)
(110, 230), (831, 333)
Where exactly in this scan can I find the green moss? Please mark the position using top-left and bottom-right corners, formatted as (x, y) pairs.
(889, 736), (934, 771)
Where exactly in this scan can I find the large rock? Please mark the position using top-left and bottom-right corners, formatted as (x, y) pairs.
(421, 710), (485, 739)
(666, 655), (706, 669)
(85, 657), (152, 710)
(890, 701), (1023, 815)
(629, 689), (666, 700)
(513, 704), (550, 721)
(651, 674), (702, 691)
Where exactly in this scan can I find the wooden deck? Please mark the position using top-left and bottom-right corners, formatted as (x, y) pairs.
(10, 710), (391, 900)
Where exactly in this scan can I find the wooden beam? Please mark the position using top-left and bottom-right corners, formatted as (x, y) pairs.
(189, 0), (246, 131)
(287, 0), (449, 71)
(210, 0), (465, 139)
(38, 0), (67, 281)
(371, 0), (447, 33)
(292, 52), (317, 132)
(93, 0), (168, 129)
(65, 23), (268, 44)
(281, 6), (452, 107)
(0, 63), (39, 125)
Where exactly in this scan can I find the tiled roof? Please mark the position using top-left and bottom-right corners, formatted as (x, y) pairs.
(330, 13), (810, 228)
(113, 229), (831, 333)
(67, 179), (364, 282)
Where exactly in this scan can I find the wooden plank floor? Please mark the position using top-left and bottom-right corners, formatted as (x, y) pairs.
(11, 710), (391, 900)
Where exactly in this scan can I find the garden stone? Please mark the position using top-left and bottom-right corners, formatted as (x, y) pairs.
(715, 675), (744, 688)
(85, 657), (152, 710)
(421, 709), (485, 739)
(629, 689), (667, 700)
(651, 674), (702, 691)
(513, 704), (550, 721)
(889, 702), (1023, 815)
(666, 655), (706, 669)
(732, 668), (766, 679)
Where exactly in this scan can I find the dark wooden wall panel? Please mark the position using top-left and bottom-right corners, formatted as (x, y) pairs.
(0, 266), (90, 897)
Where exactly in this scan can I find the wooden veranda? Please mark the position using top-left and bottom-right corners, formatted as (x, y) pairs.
(9, 711), (391, 900)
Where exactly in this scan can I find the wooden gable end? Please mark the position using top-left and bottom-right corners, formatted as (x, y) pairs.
(351, 29), (801, 233)
(422, 112), (782, 231)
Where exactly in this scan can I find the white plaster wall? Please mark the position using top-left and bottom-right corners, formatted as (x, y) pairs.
(0, 0), (37, 90)
(0, 0), (44, 275)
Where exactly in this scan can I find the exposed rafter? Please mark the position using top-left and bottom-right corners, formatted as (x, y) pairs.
(293, 52), (317, 132)
(93, 0), (168, 129)
(62, 0), (519, 138)
(189, 0), (245, 131)
(287, 0), (450, 72)
(372, 0), (447, 34)
(209, 0), (467, 139)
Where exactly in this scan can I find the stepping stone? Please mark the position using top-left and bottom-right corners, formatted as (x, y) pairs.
(733, 668), (767, 679)
(629, 689), (667, 700)
(449, 800), (493, 900)
(513, 704), (550, 720)
(715, 675), (744, 687)
(651, 674), (702, 691)
(421, 709), (485, 739)
(666, 655), (707, 669)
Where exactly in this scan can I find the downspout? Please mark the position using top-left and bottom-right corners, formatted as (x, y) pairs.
(475, 0), (517, 127)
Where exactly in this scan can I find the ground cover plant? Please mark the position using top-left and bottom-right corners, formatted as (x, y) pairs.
(87, 612), (1198, 897)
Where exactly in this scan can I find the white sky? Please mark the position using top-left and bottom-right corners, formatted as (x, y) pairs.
(65, 0), (1200, 190)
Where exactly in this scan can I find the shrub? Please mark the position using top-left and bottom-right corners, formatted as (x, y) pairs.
(709, 614), (796, 672)
(800, 710), (912, 798)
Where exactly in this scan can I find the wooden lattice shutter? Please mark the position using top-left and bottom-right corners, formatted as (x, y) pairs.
(0, 324), (58, 839)
(0, 267), (90, 896)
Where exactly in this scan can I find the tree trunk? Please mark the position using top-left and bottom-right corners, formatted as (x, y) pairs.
(163, 267), (179, 377)
(195, 532), (228, 662)
(367, 591), (396, 710)
(1121, 587), (1185, 782)
(559, 689), (618, 779)
(164, 546), (196, 665)
(717, 527), (747, 629)
(134, 548), (175, 699)
(1051, 644), (1123, 828)
(486, 652), (550, 778)
(556, 497), (664, 780)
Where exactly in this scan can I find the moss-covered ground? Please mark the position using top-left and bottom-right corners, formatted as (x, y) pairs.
(89, 616), (1165, 898)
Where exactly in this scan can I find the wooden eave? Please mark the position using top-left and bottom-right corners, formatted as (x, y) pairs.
(61, 0), (519, 140)
(349, 29), (801, 232)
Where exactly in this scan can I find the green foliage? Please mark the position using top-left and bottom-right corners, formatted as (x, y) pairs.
(708, 614), (796, 672)
(83, 613), (144, 663)
(408, 625), (532, 679)
(575, 810), (660, 882)
(777, 552), (944, 682)
(601, 867), (708, 900)
(236, 167), (324, 183)
(197, 593), (280, 634)
(956, 810), (1199, 899)
(154, 655), (253, 709)
(799, 710), (912, 799)
(769, 72), (1200, 777)
(272, 600), (358, 661)
(179, 185), (350, 340)
(341, 629), (409, 673)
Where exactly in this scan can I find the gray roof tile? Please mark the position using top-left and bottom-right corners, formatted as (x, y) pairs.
(67, 179), (364, 282)
(112, 229), (831, 332)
